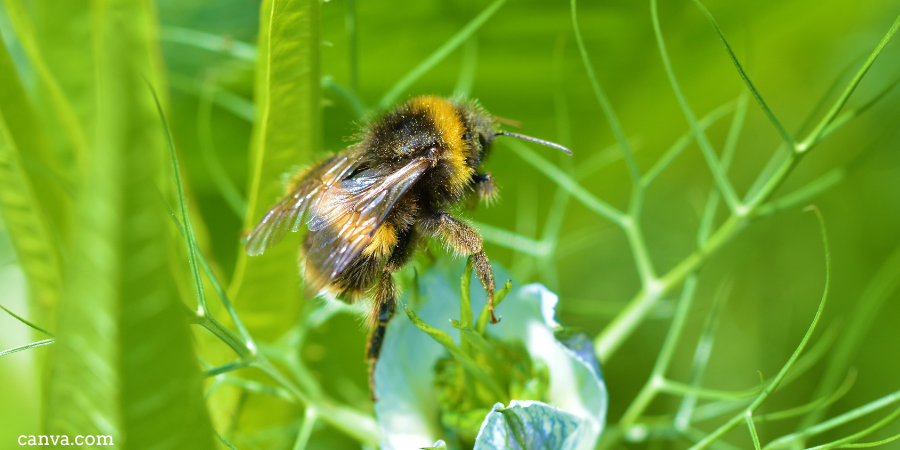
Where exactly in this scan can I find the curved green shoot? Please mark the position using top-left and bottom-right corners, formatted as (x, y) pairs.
(688, 207), (832, 450)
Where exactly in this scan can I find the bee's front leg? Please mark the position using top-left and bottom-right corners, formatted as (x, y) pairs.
(420, 213), (499, 323)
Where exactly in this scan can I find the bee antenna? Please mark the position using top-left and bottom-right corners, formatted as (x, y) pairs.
(494, 130), (572, 155)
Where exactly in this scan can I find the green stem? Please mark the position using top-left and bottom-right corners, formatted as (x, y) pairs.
(651, 0), (741, 214)
(798, 13), (900, 151)
(595, 214), (744, 362)
(571, 0), (640, 185)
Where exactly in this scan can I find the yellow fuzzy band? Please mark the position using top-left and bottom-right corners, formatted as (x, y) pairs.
(408, 96), (474, 194)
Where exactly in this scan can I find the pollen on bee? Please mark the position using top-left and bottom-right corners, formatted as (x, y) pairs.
(362, 224), (397, 257)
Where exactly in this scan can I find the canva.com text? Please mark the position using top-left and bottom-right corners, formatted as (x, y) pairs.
(18, 435), (114, 446)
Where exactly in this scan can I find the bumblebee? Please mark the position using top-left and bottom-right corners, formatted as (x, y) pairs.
(245, 95), (569, 391)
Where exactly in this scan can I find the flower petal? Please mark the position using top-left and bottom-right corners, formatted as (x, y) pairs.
(473, 401), (582, 450)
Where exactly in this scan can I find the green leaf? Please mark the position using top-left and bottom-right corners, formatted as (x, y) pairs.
(43, 0), (215, 447)
(229, 0), (321, 341)
(473, 401), (582, 450)
(0, 85), (62, 326)
(1, 0), (89, 171)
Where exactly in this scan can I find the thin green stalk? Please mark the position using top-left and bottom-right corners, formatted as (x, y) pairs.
(690, 0), (795, 149)
(756, 168), (846, 217)
(595, 213), (744, 362)
(377, 0), (507, 109)
(253, 358), (380, 446)
(619, 276), (697, 428)
(642, 99), (739, 187)
(651, 0), (741, 214)
(169, 72), (256, 122)
(691, 323), (843, 423)
(676, 279), (733, 430)
(220, 376), (295, 402)
(160, 193), (255, 346)
(756, 370), (856, 423)
(571, 0), (640, 185)
(623, 217), (656, 283)
(831, 433), (900, 449)
(743, 56), (864, 203)
(804, 407), (900, 450)
(660, 379), (761, 401)
(766, 390), (900, 450)
(577, 140), (639, 181)
(505, 139), (626, 225)
(797, 244), (900, 433)
(745, 14), (900, 208)
(721, 90), (751, 170)
(215, 431), (239, 450)
(404, 306), (509, 402)
(204, 360), (252, 378)
(159, 26), (257, 61)
(0, 338), (54, 357)
(0, 303), (53, 336)
(150, 86), (208, 316)
(198, 315), (252, 359)
(291, 407), (318, 450)
(747, 413), (763, 450)
(817, 71), (900, 143)
(472, 221), (551, 257)
(798, 14), (900, 151)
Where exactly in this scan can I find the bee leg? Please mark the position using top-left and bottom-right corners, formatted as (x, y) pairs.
(367, 228), (418, 399)
(473, 173), (499, 205)
(366, 269), (396, 401)
(421, 213), (499, 323)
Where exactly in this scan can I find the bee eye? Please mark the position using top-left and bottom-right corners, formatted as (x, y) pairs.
(463, 133), (470, 140)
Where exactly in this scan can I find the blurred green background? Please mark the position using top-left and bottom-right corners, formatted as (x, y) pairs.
(1, 0), (899, 448)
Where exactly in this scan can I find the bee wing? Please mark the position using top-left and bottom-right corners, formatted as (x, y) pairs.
(304, 157), (431, 285)
(245, 154), (359, 256)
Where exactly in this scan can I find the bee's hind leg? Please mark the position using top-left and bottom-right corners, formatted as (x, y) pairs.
(421, 212), (498, 323)
(366, 269), (396, 400)
(366, 228), (416, 400)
